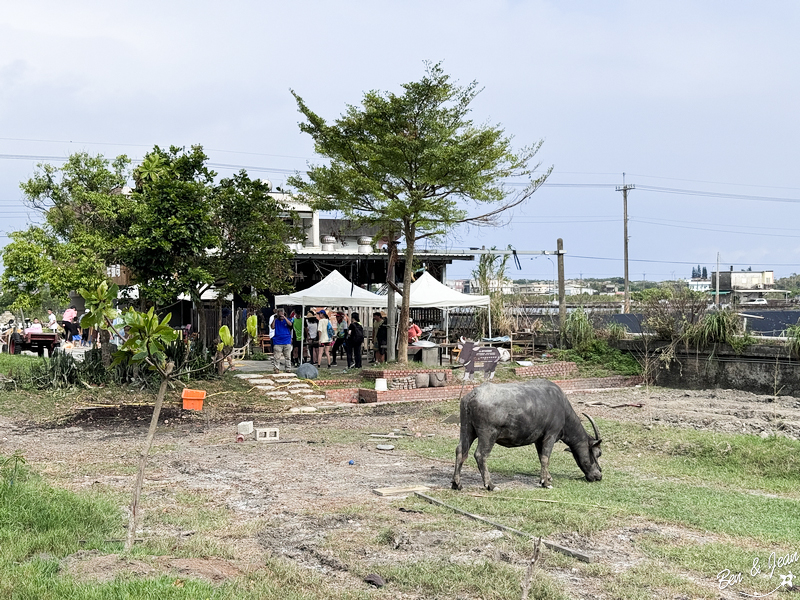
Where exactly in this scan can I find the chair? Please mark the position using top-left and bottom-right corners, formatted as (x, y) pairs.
(258, 335), (272, 353)
(230, 346), (248, 361)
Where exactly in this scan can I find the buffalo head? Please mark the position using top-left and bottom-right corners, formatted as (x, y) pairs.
(567, 413), (603, 482)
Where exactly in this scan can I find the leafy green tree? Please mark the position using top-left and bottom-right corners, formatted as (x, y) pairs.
(1, 153), (130, 309)
(289, 62), (550, 361)
(4, 147), (299, 344)
(211, 171), (300, 305)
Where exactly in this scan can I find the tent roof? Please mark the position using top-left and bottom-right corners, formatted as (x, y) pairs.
(406, 272), (490, 308)
(274, 270), (388, 307)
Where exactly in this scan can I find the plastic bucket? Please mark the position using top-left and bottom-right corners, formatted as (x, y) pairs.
(375, 378), (388, 392)
(182, 388), (206, 411)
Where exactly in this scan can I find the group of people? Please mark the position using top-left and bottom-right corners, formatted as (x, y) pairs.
(269, 308), (366, 373)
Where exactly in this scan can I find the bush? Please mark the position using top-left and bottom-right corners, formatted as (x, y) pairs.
(561, 307), (595, 351)
(553, 339), (641, 376)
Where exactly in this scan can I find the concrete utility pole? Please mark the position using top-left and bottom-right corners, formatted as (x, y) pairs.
(557, 238), (566, 326)
(716, 252), (720, 307)
(616, 175), (635, 314)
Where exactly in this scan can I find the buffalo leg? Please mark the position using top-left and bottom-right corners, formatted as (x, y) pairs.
(451, 428), (476, 490)
(474, 434), (498, 491)
(535, 436), (558, 488)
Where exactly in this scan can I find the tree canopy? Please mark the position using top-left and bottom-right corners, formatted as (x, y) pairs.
(2, 146), (300, 323)
(289, 62), (550, 360)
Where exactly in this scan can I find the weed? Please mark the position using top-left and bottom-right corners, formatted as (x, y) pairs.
(561, 307), (595, 350)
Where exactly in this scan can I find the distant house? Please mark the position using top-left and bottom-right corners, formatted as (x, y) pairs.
(515, 282), (553, 295)
(687, 278), (711, 292)
(711, 268), (775, 302)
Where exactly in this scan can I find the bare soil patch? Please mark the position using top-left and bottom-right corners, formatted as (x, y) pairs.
(2, 385), (798, 597)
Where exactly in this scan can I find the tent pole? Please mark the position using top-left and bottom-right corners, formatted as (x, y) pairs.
(300, 304), (305, 366)
(488, 303), (492, 339)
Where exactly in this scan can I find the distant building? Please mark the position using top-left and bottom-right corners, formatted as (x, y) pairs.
(687, 278), (711, 292)
(515, 282), (552, 295)
(711, 268), (775, 302)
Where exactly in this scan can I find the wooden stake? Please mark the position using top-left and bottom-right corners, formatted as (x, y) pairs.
(521, 536), (542, 600)
(466, 493), (610, 509)
(414, 492), (592, 563)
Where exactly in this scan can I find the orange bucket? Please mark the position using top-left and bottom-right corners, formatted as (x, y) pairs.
(182, 388), (206, 411)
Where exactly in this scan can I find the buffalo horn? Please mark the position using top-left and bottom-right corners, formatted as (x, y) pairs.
(583, 413), (602, 441)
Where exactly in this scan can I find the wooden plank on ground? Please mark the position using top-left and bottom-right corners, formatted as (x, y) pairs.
(372, 485), (430, 497)
(414, 492), (592, 563)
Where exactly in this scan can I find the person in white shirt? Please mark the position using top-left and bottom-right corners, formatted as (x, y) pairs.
(46, 309), (58, 332)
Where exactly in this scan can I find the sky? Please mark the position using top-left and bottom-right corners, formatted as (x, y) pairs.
(2, 1), (800, 285)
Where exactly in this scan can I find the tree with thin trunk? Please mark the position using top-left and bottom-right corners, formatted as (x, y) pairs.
(110, 307), (180, 550)
(289, 62), (550, 362)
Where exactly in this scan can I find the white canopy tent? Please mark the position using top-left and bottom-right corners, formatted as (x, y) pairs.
(274, 270), (388, 363)
(404, 272), (492, 339)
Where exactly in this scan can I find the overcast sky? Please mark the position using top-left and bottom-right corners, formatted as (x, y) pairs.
(2, 1), (799, 284)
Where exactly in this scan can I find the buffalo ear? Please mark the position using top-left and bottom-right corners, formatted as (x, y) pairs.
(592, 439), (603, 447)
(563, 447), (573, 453)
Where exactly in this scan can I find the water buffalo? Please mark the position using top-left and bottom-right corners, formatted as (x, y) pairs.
(451, 379), (603, 490)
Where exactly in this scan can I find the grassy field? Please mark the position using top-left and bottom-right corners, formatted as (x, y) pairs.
(1, 353), (798, 598)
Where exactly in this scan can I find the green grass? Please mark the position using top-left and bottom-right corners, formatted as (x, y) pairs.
(377, 560), (568, 600)
(0, 353), (39, 381)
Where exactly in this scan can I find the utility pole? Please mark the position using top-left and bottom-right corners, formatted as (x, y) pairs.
(616, 175), (635, 313)
(715, 252), (720, 307)
(557, 238), (566, 326)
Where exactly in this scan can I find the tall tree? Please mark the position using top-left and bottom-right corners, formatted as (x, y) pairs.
(289, 62), (550, 361)
(1, 153), (131, 309)
(3, 148), (299, 341)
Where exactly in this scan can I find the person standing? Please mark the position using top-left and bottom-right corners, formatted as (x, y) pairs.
(291, 310), (303, 367)
(371, 311), (382, 363)
(306, 312), (319, 365)
(316, 309), (333, 368)
(345, 312), (365, 369)
(375, 312), (388, 364)
(330, 312), (348, 366)
(270, 308), (293, 373)
(46, 309), (58, 333)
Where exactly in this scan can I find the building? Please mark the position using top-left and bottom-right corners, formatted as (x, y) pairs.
(687, 278), (711, 292)
(711, 268), (774, 302)
(280, 194), (474, 291)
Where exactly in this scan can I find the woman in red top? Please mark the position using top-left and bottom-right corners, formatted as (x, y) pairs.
(407, 318), (422, 344)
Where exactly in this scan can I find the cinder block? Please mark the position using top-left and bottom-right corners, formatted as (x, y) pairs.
(238, 421), (254, 435)
(254, 427), (279, 441)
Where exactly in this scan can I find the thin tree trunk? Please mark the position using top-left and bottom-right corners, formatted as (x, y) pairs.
(125, 362), (174, 551)
(100, 329), (111, 367)
(398, 222), (415, 364)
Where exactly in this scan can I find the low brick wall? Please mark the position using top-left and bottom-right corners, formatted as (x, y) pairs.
(324, 388), (360, 403)
(353, 385), (479, 404)
(322, 375), (643, 404)
(514, 361), (578, 379)
(361, 368), (452, 381)
(554, 376), (643, 391)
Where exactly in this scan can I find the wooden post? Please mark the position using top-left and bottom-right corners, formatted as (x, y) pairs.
(557, 239), (566, 328)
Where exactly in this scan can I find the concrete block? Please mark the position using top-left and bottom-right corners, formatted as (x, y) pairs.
(254, 427), (279, 441)
(238, 421), (254, 435)
(249, 378), (274, 385)
(266, 391), (290, 398)
(272, 373), (297, 379)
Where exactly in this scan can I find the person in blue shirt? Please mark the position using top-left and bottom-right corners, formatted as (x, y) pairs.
(271, 308), (293, 372)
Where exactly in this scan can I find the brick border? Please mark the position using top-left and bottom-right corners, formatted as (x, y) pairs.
(324, 375), (643, 404)
(514, 361), (578, 379)
(361, 368), (453, 380)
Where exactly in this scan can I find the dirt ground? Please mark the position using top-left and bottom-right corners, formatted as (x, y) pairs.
(2, 385), (799, 598)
